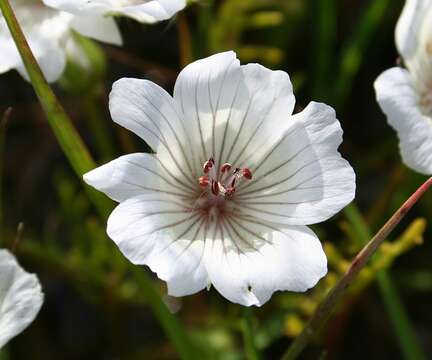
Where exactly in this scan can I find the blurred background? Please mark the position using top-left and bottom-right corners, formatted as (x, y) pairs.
(0, 0), (431, 359)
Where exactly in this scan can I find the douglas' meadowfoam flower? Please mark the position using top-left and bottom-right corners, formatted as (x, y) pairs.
(375, 0), (432, 174)
(43, 0), (186, 24)
(0, 249), (44, 348)
(84, 51), (356, 306)
(0, 0), (122, 82)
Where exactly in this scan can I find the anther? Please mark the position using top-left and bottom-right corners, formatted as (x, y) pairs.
(220, 163), (232, 173)
(211, 180), (219, 196)
(242, 168), (252, 180)
(203, 157), (215, 173)
(199, 175), (209, 187)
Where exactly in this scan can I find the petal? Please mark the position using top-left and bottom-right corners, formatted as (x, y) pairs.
(0, 250), (44, 348)
(374, 67), (432, 174)
(203, 222), (327, 306)
(0, 34), (20, 74)
(109, 78), (197, 185)
(83, 152), (197, 203)
(69, 15), (122, 45)
(173, 51), (295, 172)
(16, 36), (66, 83)
(108, 0), (187, 23)
(107, 195), (208, 296)
(235, 101), (356, 225)
(44, 0), (186, 23)
(42, 0), (112, 15)
(395, 0), (432, 61)
(0, 7), (70, 82)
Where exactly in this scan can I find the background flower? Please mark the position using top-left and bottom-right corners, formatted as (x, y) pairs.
(0, 249), (44, 349)
(0, 0), (122, 82)
(43, 0), (187, 24)
(84, 51), (356, 306)
(375, 0), (432, 174)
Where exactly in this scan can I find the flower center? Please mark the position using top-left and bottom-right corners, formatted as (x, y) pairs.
(198, 157), (252, 200)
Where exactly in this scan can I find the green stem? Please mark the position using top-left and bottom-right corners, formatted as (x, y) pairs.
(282, 178), (432, 360)
(344, 204), (426, 360)
(241, 307), (261, 360)
(0, 0), (111, 220)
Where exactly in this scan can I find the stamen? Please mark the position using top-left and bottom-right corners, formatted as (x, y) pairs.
(199, 158), (252, 199)
(220, 163), (232, 173)
(242, 168), (252, 180)
(211, 180), (219, 195)
(199, 176), (209, 187)
(203, 159), (213, 173)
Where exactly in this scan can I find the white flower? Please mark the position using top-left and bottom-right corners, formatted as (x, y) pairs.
(0, 0), (122, 82)
(43, 0), (186, 24)
(84, 51), (356, 306)
(0, 249), (44, 348)
(374, 0), (432, 174)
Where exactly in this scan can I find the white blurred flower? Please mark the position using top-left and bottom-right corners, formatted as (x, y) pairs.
(43, 0), (186, 24)
(374, 0), (432, 174)
(0, 0), (122, 82)
(84, 51), (356, 306)
(0, 249), (44, 348)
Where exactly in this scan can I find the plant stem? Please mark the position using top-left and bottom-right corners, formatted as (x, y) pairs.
(177, 11), (193, 68)
(344, 204), (426, 360)
(241, 307), (261, 360)
(282, 177), (432, 360)
(0, 0), (111, 220)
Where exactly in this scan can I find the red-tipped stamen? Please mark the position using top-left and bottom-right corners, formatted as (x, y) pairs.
(211, 180), (220, 196)
(242, 168), (252, 180)
(220, 163), (232, 173)
(203, 161), (212, 173)
(199, 158), (253, 199)
(199, 175), (209, 187)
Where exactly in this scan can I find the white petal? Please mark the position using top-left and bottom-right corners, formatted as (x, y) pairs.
(0, 34), (21, 74)
(395, 0), (432, 61)
(70, 15), (122, 45)
(0, 250), (44, 348)
(109, 78), (196, 185)
(203, 223), (327, 306)
(375, 67), (432, 174)
(218, 63), (296, 169)
(107, 195), (208, 296)
(235, 101), (356, 225)
(173, 51), (296, 172)
(44, 0), (186, 23)
(83, 152), (196, 202)
(16, 36), (66, 83)
(0, 6), (70, 82)
(108, 0), (187, 23)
